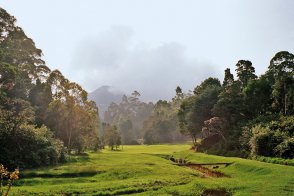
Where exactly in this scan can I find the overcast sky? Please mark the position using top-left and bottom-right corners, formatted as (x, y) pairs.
(1, 0), (294, 101)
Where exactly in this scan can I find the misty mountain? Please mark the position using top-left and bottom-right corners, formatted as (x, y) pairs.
(89, 86), (124, 119)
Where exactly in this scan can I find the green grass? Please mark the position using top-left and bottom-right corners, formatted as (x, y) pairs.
(253, 156), (294, 166)
(10, 144), (294, 195)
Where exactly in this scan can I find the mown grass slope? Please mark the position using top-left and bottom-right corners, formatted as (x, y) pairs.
(11, 144), (294, 195)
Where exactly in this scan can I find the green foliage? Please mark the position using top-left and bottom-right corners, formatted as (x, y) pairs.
(118, 119), (134, 144)
(268, 51), (294, 115)
(143, 91), (186, 144)
(46, 97), (100, 153)
(274, 137), (294, 158)
(179, 79), (221, 146)
(212, 81), (244, 125)
(144, 118), (177, 144)
(1, 5), (294, 178)
(179, 52), (293, 158)
(0, 98), (67, 168)
(0, 63), (17, 93)
(249, 116), (294, 158)
(249, 125), (285, 157)
(0, 121), (66, 169)
(193, 77), (221, 95)
(243, 75), (272, 117)
(235, 60), (257, 87)
(104, 125), (121, 150)
(223, 68), (234, 87)
(104, 91), (153, 144)
(28, 79), (52, 127)
(253, 156), (294, 166)
(0, 7), (100, 168)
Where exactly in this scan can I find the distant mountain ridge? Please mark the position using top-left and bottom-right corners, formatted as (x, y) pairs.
(89, 86), (124, 119)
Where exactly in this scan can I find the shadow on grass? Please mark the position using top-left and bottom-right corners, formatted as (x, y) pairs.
(67, 153), (90, 163)
(20, 170), (105, 178)
(143, 153), (171, 160)
(201, 189), (231, 196)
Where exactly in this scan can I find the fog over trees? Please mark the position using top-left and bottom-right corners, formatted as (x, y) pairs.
(0, 5), (293, 172)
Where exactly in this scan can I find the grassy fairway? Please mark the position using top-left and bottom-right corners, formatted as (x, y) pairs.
(10, 144), (294, 195)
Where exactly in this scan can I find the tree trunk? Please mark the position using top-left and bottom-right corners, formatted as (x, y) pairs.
(284, 82), (286, 115)
(191, 135), (197, 151)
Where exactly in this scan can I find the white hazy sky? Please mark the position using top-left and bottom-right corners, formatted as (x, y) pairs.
(1, 0), (294, 101)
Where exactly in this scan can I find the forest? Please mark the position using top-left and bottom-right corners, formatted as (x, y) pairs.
(0, 6), (294, 196)
(103, 51), (294, 161)
(0, 7), (100, 168)
(1, 6), (294, 168)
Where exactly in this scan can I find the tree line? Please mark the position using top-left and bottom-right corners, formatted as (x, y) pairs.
(137, 51), (294, 158)
(104, 91), (154, 145)
(178, 54), (293, 158)
(95, 34), (293, 160)
(0, 7), (100, 169)
(103, 51), (293, 160)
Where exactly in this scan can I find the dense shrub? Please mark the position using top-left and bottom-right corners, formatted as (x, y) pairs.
(254, 156), (294, 166)
(248, 116), (294, 159)
(274, 137), (294, 159)
(249, 125), (285, 157)
(0, 123), (67, 169)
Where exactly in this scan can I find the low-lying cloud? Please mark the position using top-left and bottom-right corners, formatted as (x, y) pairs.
(69, 26), (221, 102)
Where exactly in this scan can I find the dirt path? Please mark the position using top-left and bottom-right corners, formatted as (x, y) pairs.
(185, 164), (230, 178)
(171, 159), (232, 178)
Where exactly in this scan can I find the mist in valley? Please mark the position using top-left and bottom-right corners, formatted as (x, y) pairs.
(0, 1), (294, 195)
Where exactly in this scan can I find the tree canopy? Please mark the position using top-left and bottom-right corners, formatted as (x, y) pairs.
(0, 7), (101, 168)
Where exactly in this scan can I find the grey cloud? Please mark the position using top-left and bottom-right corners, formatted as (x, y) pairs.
(72, 26), (133, 70)
(69, 26), (221, 102)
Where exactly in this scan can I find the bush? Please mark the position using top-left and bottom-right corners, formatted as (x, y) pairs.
(247, 116), (294, 159)
(274, 137), (294, 159)
(254, 156), (294, 166)
(249, 125), (285, 157)
(0, 124), (67, 169)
